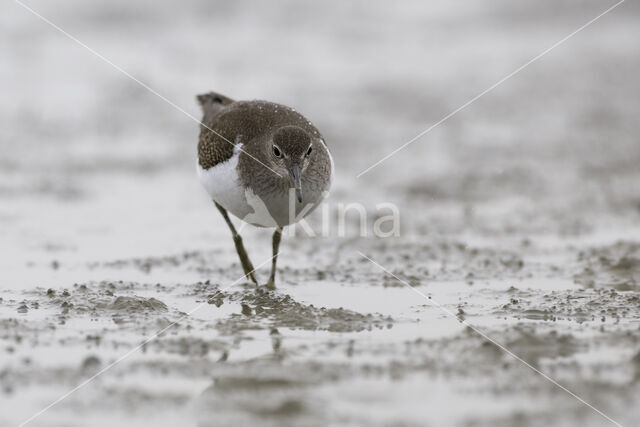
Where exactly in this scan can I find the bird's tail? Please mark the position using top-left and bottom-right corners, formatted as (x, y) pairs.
(196, 91), (234, 120)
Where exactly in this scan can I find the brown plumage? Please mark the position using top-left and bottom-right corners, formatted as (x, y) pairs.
(197, 93), (322, 171)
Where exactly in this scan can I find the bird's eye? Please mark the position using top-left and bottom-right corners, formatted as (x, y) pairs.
(273, 145), (282, 158)
(306, 146), (313, 156)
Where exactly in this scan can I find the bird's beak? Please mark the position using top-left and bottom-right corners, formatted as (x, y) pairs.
(288, 164), (303, 203)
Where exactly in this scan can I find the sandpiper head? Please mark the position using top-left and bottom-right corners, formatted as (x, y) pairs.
(269, 125), (315, 203)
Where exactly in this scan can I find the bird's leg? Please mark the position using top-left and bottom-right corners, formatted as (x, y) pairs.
(214, 202), (258, 285)
(266, 227), (283, 290)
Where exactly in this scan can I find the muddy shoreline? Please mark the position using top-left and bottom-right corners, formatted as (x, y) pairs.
(2, 0), (640, 425)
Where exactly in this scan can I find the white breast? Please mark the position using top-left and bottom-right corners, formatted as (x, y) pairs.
(197, 146), (254, 221)
(197, 144), (330, 228)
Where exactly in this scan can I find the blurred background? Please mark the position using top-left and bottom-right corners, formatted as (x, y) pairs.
(1, 1), (640, 426)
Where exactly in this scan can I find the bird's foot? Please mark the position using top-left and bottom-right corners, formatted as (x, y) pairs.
(264, 280), (276, 291)
(244, 271), (259, 286)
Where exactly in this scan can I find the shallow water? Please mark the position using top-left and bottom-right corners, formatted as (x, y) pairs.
(2, 0), (640, 426)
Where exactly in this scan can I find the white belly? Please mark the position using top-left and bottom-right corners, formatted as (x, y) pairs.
(197, 149), (256, 221)
(197, 147), (326, 228)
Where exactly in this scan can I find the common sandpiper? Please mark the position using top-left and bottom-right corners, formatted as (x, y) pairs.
(196, 91), (333, 289)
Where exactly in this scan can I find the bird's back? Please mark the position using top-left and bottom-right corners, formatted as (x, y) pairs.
(197, 92), (322, 170)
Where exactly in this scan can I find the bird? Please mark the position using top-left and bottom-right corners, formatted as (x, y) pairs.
(196, 91), (333, 289)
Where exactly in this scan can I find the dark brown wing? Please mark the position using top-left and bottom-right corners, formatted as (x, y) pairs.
(196, 92), (236, 170)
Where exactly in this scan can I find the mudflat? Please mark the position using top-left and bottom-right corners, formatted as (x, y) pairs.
(1, 1), (639, 426)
